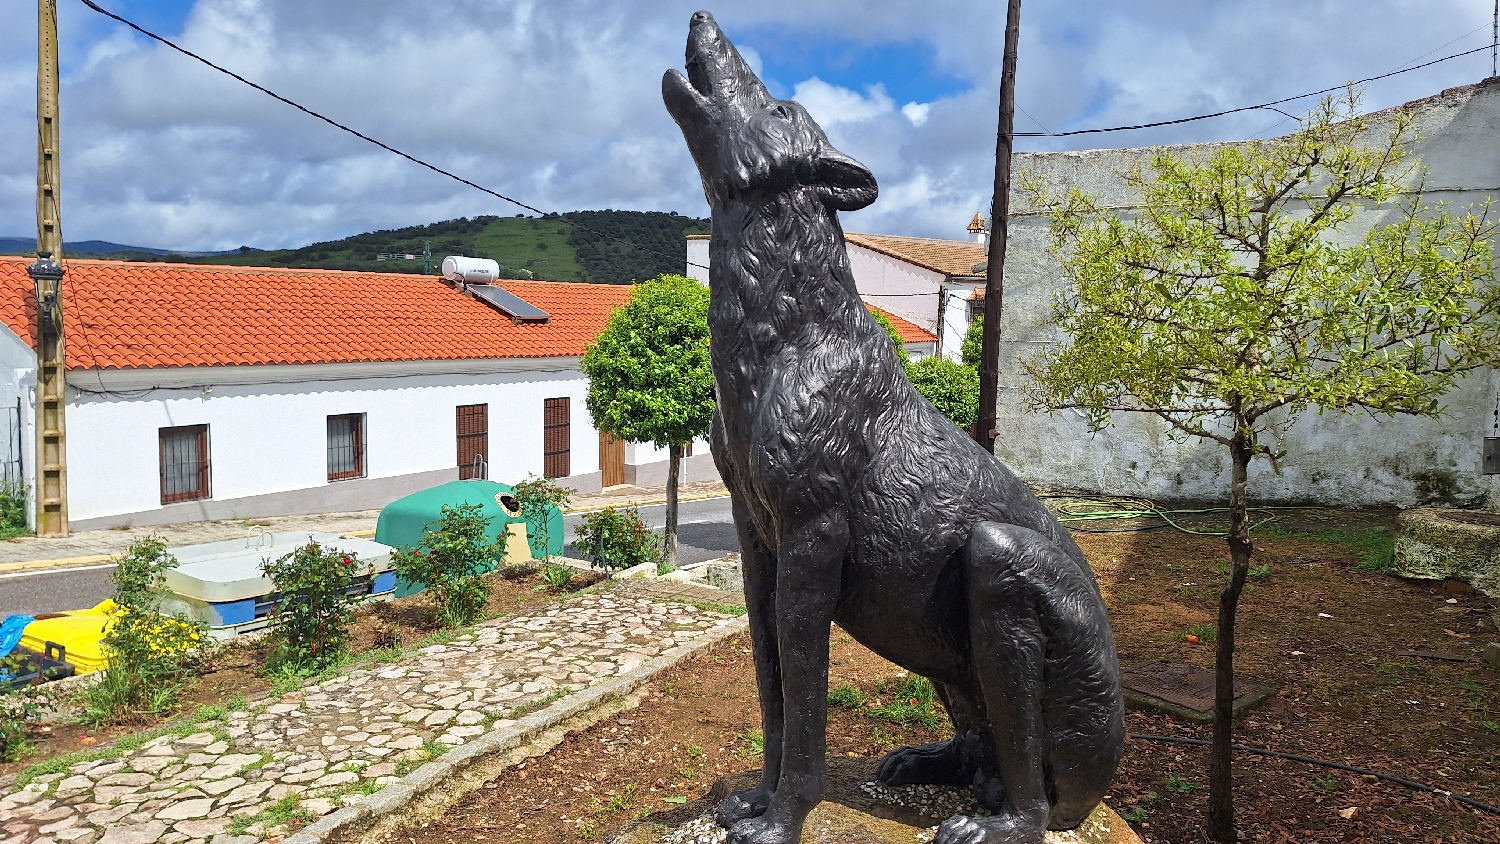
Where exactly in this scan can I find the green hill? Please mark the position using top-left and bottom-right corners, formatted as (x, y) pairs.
(119, 211), (709, 284)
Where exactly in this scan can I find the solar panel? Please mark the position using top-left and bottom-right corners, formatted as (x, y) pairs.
(466, 284), (550, 323)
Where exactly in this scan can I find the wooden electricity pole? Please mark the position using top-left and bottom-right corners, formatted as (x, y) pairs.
(972, 0), (1022, 453)
(32, 0), (68, 537)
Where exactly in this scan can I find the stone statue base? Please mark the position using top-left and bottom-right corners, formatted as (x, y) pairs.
(608, 759), (1142, 844)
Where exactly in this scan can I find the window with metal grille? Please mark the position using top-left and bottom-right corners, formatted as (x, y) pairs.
(543, 398), (570, 478)
(457, 404), (488, 480)
(968, 297), (985, 323)
(160, 425), (210, 504)
(327, 414), (366, 481)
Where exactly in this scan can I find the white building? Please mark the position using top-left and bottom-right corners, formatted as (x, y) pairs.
(0, 258), (703, 530)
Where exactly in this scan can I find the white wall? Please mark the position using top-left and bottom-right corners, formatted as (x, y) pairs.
(1001, 81), (1500, 508)
(0, 330), (36, 525)
(846, 245), (944, 333)
(62, 359), (602, 523)
(686, 238), (710, 285)
(937, 281), (984, 361)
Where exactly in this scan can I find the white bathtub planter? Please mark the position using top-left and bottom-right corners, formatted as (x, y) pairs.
(159, 531), (396, 640)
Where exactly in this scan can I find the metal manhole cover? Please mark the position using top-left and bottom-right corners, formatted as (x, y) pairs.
(1121, 661), (1270, 714)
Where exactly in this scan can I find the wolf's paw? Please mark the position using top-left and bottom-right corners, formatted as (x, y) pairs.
(934, 814), (1045, 844)
(876, 739), (970, 786)
(726, 814), (800, 844)
(716, 787), (771, 828)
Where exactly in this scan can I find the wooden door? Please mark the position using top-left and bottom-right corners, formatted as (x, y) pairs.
(599, 432), (625, 487)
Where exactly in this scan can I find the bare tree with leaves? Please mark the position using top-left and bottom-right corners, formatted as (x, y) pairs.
(1022, 92), (1500, 842)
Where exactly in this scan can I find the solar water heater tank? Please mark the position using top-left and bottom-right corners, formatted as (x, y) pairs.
(442, 255), (500, 285)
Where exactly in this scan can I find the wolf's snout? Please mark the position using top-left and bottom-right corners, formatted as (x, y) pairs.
(691, 10), (714, 26)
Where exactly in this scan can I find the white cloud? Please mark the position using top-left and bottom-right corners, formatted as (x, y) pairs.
(0, 0), (1492, 250)
(791, 78), (897, 126)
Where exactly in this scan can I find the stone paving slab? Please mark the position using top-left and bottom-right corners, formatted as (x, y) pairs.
(0, 584), (738, 844)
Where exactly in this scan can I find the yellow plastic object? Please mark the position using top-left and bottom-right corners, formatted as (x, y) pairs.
(20, 600), (117, 674)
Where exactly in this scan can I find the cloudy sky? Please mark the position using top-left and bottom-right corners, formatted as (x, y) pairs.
(0, 0), (1495, 252)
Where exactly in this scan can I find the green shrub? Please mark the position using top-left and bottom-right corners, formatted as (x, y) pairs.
(393, 503), (504, 627)
(539, 562), (576, 591)
(511, 476), (573, 562)
(961, 315), (984, 368)
(0, 655), (40, 761)
(262, 541), (364, 672)
(0, 479), (30, 540)
(75, 536), (205, 727)
(575, 506), (663, 572)
(869, 309), (910, 367)
(907, 357), (980, 431)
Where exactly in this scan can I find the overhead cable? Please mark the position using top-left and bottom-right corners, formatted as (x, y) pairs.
(76, 0), (709, 271)
(1015, 44), (1491, 137)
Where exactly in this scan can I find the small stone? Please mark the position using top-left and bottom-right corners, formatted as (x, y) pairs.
(361, 763), (398, 779)
(98, 821), (169, 844)
(174, 733), (217, 748)
(1484, 642), (1500, 669)
(201, 778), (246, 796)
(301, 798), (336, 816)
(155, 798), (215, 821)
(388, 735), (425, 750)
(456, 710), (486, 726)
(98, 773), (156, 788)
(309, 771), (359, 789)
(203, 741), (229, 754)
(424, 710), (457, 727)
(173, 817), (232, 838)
(221, 782), (273, 804)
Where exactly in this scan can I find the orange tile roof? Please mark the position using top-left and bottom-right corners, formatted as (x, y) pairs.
(844, 233), (988, 278)
(0, 257), (634, 370)
(866, 304), (936, 344)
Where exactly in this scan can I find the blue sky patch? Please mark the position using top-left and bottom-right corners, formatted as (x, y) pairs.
(735, 25), (971, 105)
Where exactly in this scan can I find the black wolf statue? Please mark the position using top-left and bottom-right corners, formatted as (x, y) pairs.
(663, 12), (1124, 844)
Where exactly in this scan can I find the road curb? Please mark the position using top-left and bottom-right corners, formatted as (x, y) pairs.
(563, 490), (729, 514)
(283, 610), (751, 844)
(0, 554), (117, 574)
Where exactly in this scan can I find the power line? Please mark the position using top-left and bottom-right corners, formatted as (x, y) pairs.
(76, 0), (709, 272)
(1015, 43), (1491, 138)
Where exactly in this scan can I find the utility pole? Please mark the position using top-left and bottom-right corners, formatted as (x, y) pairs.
(972, 0), (1022, 454)
(32, 0), (68, 537)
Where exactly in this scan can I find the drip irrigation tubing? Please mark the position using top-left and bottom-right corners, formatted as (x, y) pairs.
(1128, 733), (1500, 816)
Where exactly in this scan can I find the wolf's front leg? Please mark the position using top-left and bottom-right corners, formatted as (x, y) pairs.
(727, 512), (847, 844)
(717, 494), (783, 828)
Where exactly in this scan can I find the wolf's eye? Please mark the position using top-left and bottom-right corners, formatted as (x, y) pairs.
(771, 104), (792, 120)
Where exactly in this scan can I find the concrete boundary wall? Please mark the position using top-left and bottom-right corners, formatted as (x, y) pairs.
(998, 81), (1500, 509)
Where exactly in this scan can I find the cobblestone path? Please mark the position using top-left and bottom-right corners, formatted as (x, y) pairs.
(0, 591), (736, 844)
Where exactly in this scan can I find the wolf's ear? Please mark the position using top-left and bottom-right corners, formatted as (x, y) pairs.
(810, 148), (878, 211)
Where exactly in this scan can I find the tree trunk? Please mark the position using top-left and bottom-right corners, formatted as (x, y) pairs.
(664, 442), (681, 570)
(1208, 425), (1254, 843)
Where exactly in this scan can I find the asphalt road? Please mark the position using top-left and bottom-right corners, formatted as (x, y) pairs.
(0, 496), (738, 619)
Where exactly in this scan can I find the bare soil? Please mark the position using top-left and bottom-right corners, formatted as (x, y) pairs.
(1, 568), (600, 778)
(396, 510), (1500, 844)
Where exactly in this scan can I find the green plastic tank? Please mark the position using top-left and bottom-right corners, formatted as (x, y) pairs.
(375, 480), (565, 597)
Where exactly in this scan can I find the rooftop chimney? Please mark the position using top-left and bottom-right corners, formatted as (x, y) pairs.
(967, 213), (990, 247)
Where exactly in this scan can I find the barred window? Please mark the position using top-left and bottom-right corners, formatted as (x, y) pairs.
(160, 425), (210, 504)
(327, 414), (366, 481)
(543, 398), (570, 478)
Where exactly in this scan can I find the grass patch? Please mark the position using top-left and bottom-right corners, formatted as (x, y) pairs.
(1174, 623), (1218, 644)
(509, 687), (570, 719)
(828, 683), (867, 709)
(1254, 525), (1395, 573)
(227, 794), (315, 836)
(735, 729), (764, 759)
(869, 674), (945, 729)
(661, 597), (748, 618)
(1163, 774), (1199, 794)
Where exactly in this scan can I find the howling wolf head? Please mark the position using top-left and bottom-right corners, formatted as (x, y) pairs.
(662, 10), (877, 213)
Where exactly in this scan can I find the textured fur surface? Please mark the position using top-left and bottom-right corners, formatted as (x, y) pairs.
(663, 12), (1124, 844)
